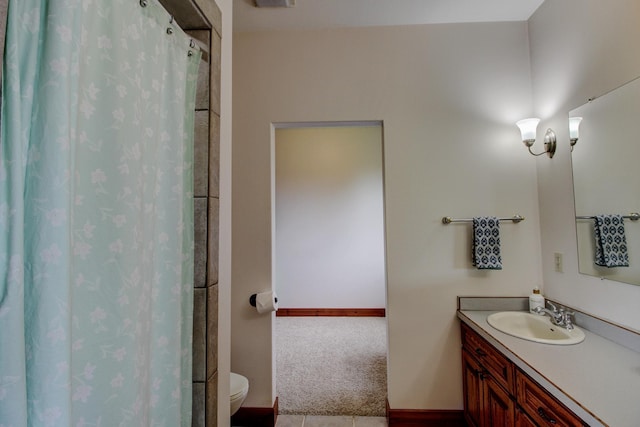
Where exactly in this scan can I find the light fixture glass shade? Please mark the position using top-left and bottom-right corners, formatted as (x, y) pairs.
(569, 116), (582, 140)
(516, 118), (540, 142)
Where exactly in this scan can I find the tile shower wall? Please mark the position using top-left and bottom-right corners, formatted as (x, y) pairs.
(186, 3), (222, 425)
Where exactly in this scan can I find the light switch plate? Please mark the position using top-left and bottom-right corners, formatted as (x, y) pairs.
(554, 252), (563, 272)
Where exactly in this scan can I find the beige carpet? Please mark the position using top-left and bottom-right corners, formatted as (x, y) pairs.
(276, 317), (388, 416)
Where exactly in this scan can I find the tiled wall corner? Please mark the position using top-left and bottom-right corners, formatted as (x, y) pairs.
(193, 382), (206, 427)
(207, 197), (219, 286)
(194, 0), (221, 34)
(194, 197), (208, 288)
(210, 31), (221, 116)
(185, 2), (221, 424)
(194, 111), (210, 197)
(207, 284), (219, 380)
(206, 370), (219, 427)
(193, 288), (207, 382)
(209, 113), (220, 198)
(190, 30), (211, 111)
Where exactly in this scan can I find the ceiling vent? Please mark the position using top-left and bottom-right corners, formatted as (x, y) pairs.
(254, 0), (295, 7)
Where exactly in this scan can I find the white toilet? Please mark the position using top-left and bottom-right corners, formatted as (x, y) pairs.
(230, 372), (249, 416)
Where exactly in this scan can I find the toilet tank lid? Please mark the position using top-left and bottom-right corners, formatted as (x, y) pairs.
(230, 373), (249, 397)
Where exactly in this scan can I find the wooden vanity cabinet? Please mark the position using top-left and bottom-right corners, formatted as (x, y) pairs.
(516, 371), (586, 427)
(462, 349), (484, 426)
(461, 322), (588, 427)
(515, 408), (538, 427)
(461, 323), (515, 427)
(463, 349), (515, 426)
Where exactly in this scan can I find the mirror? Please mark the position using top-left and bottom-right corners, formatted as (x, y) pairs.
(571, 75), (640, 286)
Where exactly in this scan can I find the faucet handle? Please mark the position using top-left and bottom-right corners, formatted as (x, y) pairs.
(562, 310), (575, 330)
(557, 306), (574, 317)
(547, 302), (558, 312)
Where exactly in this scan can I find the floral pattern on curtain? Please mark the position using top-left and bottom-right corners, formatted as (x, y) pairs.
(0, 0), (200, 425)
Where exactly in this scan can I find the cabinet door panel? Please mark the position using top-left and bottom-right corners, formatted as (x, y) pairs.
(484, 375), (515, 427)
(462, 322), (515, 393)
(516, 408), (538, 427)
(462, 349), (483, 427)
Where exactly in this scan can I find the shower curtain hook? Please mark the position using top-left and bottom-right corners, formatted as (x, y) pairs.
(139, 0), (148, 7)
(167, 15), (175, 35)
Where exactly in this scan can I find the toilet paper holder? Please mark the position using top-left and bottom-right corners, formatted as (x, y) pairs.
(249, 293), (278, 307)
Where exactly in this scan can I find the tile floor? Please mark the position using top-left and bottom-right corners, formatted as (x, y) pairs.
(275, 415), (387, 427)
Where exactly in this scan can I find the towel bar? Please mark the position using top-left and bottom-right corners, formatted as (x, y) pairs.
(442, 215), (525, 224)
(576, 212), (640, 221)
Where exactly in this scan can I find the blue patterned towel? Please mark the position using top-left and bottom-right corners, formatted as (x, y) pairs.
(472, 217), (502, 270)
(594, 215), (629, 267)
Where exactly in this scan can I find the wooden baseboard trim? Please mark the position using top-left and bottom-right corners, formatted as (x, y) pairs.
(387, 401), (465, 427)
(276, 308), (386, 317)
(230, 397), (278, 427)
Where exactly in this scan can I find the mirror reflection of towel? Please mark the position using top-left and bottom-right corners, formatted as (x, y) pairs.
(472, 217), (502, 270)
(594, 215), (629, 267)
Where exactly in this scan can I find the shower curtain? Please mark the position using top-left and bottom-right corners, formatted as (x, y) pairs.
(0, 0), (200, 425)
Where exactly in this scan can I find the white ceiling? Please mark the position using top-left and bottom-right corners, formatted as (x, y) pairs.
(234, 0), (545, 32)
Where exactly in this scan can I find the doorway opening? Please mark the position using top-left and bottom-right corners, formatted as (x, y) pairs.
(272, 121), (388, 416)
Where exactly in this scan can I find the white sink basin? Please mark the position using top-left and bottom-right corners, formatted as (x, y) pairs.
(487, 311), (585, 345)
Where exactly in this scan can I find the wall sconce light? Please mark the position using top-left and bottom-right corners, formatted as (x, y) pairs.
(516, 118), (556, 158)
(569, 116), (582, 151)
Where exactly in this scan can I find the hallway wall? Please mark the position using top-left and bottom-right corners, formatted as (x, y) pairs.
(275, 126), (386, 309)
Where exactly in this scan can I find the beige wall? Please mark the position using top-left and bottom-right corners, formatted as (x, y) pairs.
(214, 0), (232, 424)
(233, 22), (542, 410)
(530, 0), (640, 331)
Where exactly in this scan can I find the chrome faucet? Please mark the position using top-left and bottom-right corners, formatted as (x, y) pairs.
(534, 302), (575, 330)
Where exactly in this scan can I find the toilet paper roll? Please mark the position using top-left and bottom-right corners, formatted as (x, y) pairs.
(255, 291), (278, 314)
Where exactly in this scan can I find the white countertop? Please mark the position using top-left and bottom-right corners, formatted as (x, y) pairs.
(458, 310), (640, 427)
